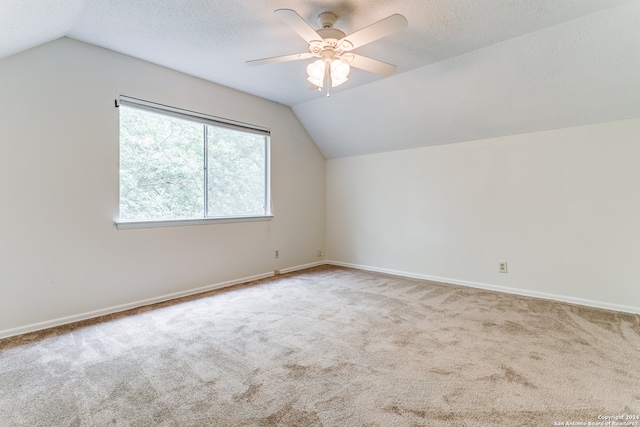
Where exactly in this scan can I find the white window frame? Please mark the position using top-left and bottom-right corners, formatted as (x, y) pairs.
(115, 96), (272, 230)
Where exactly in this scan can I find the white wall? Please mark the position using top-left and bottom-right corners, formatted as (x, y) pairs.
(327, 119), (640, 313)
(0, 38), (326, 336)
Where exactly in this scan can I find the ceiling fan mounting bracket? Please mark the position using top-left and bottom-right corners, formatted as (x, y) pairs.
(318, 12), (338, 28)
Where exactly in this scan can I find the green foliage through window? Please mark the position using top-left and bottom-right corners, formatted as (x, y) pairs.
(119, 100), (269, 221)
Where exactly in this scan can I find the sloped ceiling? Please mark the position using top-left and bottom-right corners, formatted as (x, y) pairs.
(1, 0), (639, 158)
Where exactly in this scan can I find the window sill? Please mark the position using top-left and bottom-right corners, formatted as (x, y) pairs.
(114, 215), (273, 230)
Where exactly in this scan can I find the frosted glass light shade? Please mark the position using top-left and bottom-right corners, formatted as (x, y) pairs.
(306, 59), (326, 87)
(330, 60), (350, 87)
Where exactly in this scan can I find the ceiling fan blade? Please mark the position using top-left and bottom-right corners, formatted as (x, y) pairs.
(340, 14), (408, 50)
(344, 54), (397, 76)
(274, 9), (322, 44)
(246, 52), (314, 66)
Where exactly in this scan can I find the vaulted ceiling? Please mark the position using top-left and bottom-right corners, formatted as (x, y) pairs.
(2, 0), (639, 158)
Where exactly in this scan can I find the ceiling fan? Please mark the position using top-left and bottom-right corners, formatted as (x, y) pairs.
(246, 9), (408, 94)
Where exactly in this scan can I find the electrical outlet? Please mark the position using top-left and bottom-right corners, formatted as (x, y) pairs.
(274, 249), (279, 259)
(499, 261), (508, 273)
(317, 248), (322, 257)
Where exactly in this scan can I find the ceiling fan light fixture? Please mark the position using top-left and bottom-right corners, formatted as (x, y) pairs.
(306, 59), (326, 88)
(330, 59), (350, 87)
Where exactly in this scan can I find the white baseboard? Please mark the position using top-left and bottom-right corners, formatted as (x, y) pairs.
(278, 260), (326, 274)
(4, 260), (636, 339)
(327, 260), (640, 315)
(0, 262), (324, 340)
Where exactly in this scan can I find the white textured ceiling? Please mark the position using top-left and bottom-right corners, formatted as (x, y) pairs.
(1, 0), (639, 158)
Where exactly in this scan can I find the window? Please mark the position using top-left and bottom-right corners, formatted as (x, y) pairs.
(116, 96), (271, 229)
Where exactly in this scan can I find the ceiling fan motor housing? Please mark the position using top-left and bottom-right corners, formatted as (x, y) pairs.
(309, 12), (354, 61)
(317, 27), (346, 41)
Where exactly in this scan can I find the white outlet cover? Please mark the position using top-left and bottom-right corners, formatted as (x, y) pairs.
(499, 261), (508, 273)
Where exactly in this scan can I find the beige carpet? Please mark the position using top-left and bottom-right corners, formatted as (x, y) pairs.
(1, 265), (639, 426)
